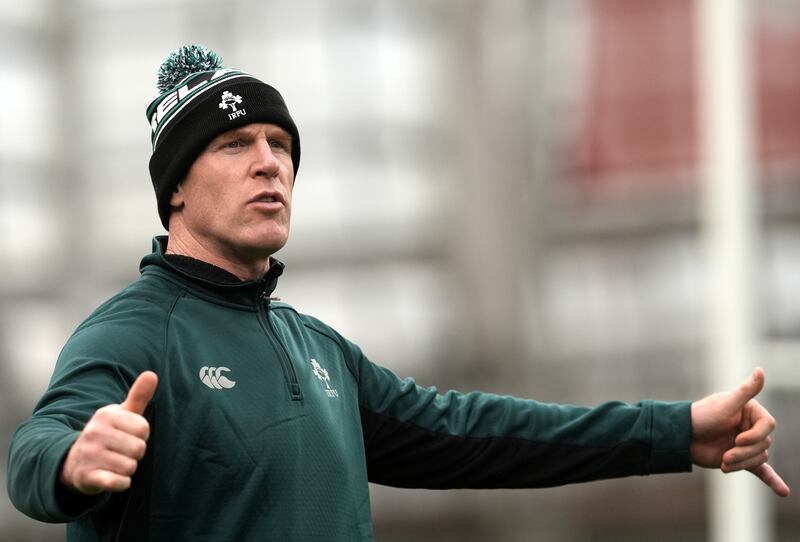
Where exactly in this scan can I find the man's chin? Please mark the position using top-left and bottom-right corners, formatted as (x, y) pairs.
(241, 235), (289, 258)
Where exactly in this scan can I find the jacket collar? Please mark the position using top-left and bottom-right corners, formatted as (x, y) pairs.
(139, 236), (284, 308)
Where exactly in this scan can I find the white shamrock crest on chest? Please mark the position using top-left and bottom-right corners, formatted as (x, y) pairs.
(310, 359), (330, 389)
(310, 358), (338, 398)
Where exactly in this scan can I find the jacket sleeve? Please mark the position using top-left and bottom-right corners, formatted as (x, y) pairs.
(6, 306), (162, 523)
(348, 343), (693, 489)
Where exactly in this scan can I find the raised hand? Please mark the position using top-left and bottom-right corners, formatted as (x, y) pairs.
(59, 371), (158, 495)
(690, 367), (790, 497)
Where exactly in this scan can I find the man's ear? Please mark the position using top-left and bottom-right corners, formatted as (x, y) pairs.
(169, 183), (185, 208)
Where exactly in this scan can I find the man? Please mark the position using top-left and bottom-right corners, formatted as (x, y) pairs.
(6, 45), (790, 541)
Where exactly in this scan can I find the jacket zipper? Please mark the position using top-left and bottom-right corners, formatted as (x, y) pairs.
(259, 292), (302, 401)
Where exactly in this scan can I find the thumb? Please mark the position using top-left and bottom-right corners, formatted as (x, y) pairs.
(729, 367), (765, 410)
(121, 371), (159, 415)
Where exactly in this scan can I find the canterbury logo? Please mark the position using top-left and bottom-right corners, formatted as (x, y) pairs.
(199, 366), (236, 389)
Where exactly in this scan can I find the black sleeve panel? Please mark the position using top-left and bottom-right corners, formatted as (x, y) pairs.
(361, 406), (651, 489)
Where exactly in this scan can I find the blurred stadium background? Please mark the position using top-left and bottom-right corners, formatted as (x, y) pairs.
(1, 0), (798, 540)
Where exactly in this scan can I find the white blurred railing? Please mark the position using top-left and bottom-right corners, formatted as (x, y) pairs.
(697, 1), (772, 541)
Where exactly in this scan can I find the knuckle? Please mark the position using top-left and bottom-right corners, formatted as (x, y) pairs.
(111, 409), (131, 428)
(94, 405), (117, 421)
(81, 441), (103, 459)
(132, 440), (147, 460)
(84, 469), (103, 485)
(112, 476), (132, 492)
(85, 409), (117, 433)
(84, 470), (112, 492)
(135, 418), (150, 436)
(121, 457), (139, 476)
(97, 471), (130, 492)
(81, 426), (114, 449)
(768, 417), (777, 431)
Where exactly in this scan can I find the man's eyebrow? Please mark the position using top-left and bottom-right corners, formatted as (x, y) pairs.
(219, 128), (253, 139)
(268, 128), (292, 140)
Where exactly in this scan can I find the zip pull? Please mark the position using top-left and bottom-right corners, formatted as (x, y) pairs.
(260, 292), (281, 306)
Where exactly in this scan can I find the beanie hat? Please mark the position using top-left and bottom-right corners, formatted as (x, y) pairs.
(146, 45), (300, 229)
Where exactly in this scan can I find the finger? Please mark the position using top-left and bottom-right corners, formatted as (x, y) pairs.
(105, 425), (149, 460)
(723, 437), (771, 467)
(734, 401), (776, 447)
(121, 371), (158, 415)
(728, 367), (765, 411)
(749, 463), (791, 497)
(738, 407), (753, 433)
(111, 409), (150, 441)
(82, 469), (132, 494)
(722, 450), (768, 473)
(89, 449), (140, 478)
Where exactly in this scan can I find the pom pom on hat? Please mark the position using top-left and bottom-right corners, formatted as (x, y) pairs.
(156, 44), (224, 92)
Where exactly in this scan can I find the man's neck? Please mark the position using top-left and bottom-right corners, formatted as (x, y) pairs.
(165, 229), (271, 282)
(163, 253), (245, 284)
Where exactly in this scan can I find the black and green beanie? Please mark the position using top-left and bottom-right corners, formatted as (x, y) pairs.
(146, 45), (300, 229)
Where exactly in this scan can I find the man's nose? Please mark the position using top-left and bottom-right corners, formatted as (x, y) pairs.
(252, 140), (280, 178)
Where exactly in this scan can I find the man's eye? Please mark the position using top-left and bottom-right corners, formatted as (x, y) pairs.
(225, 140), (245, 148)
(269, 139), (289, 151)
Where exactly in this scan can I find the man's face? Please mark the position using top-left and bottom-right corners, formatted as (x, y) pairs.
(170, 123), (294, 263)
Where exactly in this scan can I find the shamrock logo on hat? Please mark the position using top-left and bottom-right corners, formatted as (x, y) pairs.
(219, 91), (243, 112)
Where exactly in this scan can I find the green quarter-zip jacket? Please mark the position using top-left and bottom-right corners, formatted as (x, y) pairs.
(8, 236), (693, 541)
